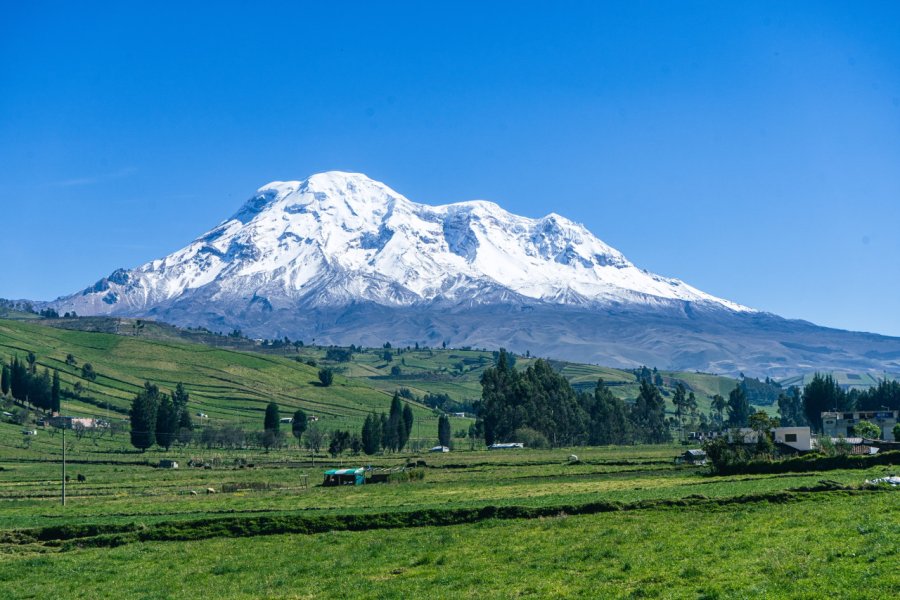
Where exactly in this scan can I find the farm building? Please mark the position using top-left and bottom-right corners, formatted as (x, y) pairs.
(158, 459), (179, 469)
(429, 445), (450, 453)
(322, 468), (365, 486)
(675, 449), (707, 465)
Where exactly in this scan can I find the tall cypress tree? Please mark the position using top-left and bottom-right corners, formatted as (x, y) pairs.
(1, 363), (10, 396)
(726, 384), (752, 428)
(155, 394), (178, 450)
(51, 370), (61, 413)
(292, 408), (308, 448)
(630, 380), (670, 444)
(402, 404), (414, 449)
(264, 402), (280, 433)
(130, 382), (161, 452)
(438, 414), (452, 447)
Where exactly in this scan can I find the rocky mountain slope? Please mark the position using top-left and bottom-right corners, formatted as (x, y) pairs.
(45, 172), (900, 377)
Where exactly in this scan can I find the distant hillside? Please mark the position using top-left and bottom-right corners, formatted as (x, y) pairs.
(0, 317), (758, 423)
(0, 319), (434, 433)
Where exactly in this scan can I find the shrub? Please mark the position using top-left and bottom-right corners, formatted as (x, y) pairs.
(512, 427), (549, 449)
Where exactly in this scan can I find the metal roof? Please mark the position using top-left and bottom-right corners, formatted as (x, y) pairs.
(324, 468), (364, 475)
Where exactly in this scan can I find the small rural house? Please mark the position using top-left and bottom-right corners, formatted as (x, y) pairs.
(676, 449), (707, 465)
(158, 459), (179, 469)
(322, 468), (365, 486)
(729, 427), (814, 452)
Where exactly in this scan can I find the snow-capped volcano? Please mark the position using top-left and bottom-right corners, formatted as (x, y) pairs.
(57, 171), (750, 315)
(47, 171), (900, 376)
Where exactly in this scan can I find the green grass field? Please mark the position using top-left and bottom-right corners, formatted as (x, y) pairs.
(1, 317), (896, 597)
(0, 429), (896, 598)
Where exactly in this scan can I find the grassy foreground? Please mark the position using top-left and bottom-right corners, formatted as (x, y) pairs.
(0, 491), (895, 599)
(0, 435), (897, 598)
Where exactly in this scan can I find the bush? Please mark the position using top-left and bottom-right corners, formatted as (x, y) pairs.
(512, 427), (549, 449)
(318, 368), (334, 387)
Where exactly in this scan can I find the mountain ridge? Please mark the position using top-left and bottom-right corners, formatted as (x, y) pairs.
(38, 171), (900, 377)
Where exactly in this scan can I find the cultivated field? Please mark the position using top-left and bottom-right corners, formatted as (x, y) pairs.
(0, 422), (896, 599)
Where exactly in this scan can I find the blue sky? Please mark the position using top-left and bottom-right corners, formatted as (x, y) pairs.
(2, 1), (899, 335)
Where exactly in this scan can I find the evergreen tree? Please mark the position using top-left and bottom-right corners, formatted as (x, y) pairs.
(777, 387), (806, 427)
(361, 412), (381, 455)
(26, 352), (37, 374)
(29, 369), (52, 410)
(402, 404), (414, 448)
(130, 382), (161, 452)
(318, 368), (334, 387)
(584, 379), (631, 445)
(727, 384), (751, 428)
(173, 383), (193, 431)
(379, 412), (390, 450)
(1, 363), (10, 396)
(711, 394), (726, 425)
(438, 414), (452, 447)
(802, 374), (849, 432)
(264, 402), (280, 433)
(630, 380), (670, 444)
(387, 393), (405, 451)
(51, 370), (60, 413)
(292, 408), (308, 447)
(10, 357), (27, 401)
(155, 394), (178, 450)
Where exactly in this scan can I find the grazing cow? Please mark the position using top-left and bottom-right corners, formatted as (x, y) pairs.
(206, 487), (216, 494)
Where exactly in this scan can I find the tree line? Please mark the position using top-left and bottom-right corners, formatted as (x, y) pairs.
(479, 350), (672, 447)
(129, 382), (193, 451)
(2, 355), (61, 413)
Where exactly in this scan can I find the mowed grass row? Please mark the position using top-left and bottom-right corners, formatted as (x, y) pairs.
(0, 491), (895, 599)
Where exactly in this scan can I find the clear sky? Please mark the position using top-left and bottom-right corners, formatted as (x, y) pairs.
(2, 1), (899, 335)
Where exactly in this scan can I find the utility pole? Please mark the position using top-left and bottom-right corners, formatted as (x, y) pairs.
(61, 425), (66, 506)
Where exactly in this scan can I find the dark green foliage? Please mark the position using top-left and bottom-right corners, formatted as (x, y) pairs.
(328, 430), (351, 457)
(80, 362), (97, 381)
(583, 379), (631, 445)
(630, 380), (670, 444)
(480, 350), (586, 447)
(738, 376), (782, 406)
(0, 364), (9, 395)
(711, 394), (726, 425)
(291, 408), (307, 447)
(173, 383), (192, 431)
(264, 402), (280, 433)
(402, 404), (414, 446)
(27, 369), (52, 410)
(361, 412), (381, 455)
(438, 414), (452, 447)
(51, 370), (60, 413)
(852, 420), (881, 439)
(708, 449), (900, 476)
(324, 348), (352, 362)
(777, 387), (806, 426)
(378, 413), (389, 450)
(802, 374), (849, 432)
(130, 382), (162, 452)
(155, 395), (178, 450)
(318, 368), (334, 387)
(727, 384), (751, 427)
(853, 379), (900, 411)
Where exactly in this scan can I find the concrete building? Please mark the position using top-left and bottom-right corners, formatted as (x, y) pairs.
(729, 427), (814, 452)
(821, 410), (898, 441)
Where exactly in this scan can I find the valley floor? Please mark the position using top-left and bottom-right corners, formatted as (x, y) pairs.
(0, 440), (897, 599)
